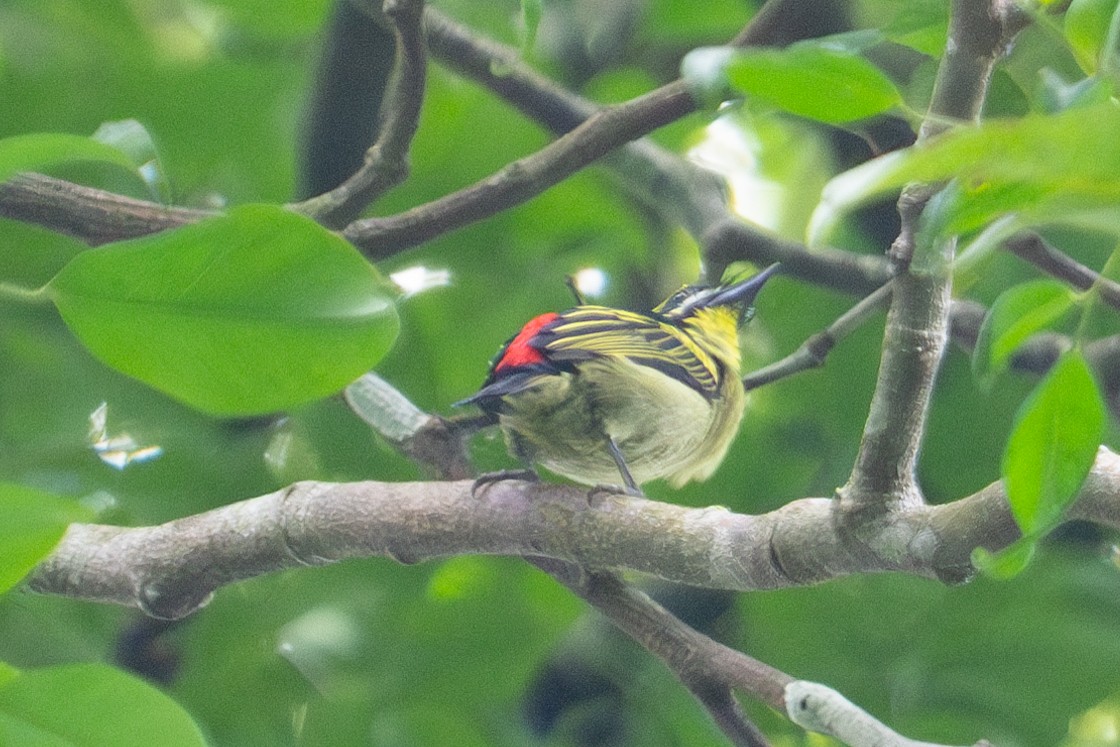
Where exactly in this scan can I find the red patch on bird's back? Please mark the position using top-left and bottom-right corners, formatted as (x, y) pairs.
(495, 312), (560, 371)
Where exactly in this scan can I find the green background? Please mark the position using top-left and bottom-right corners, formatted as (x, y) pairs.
(2, 0), (1119, 744)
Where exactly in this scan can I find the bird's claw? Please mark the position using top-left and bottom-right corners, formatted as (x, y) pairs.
(586, 482), (645, 505)
(471, 469), (540, 498)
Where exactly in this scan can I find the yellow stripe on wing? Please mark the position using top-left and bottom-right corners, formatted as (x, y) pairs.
(540, 307), (723, 396)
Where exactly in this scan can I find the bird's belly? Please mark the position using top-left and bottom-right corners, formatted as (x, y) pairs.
(498, 359), (744, 487)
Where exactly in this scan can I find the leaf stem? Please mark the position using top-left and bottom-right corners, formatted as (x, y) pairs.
(1073, 243), (1120, 346)
(0, 281), (48, 305)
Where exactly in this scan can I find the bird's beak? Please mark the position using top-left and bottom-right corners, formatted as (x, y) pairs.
(704, 263), (781, 309)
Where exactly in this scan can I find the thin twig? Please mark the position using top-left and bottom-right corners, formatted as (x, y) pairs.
(423, 4), (892, 293)
(0, 173), (212, 245)
(343, 373), (474, 479)
(341, 0), (819, 260)
(786, 681), (988, 747)
(1005, 232), (1120, 311)
(704, 220), (891, 294)
(691, 686), (772, 747)
(292, 0), (428, 227)
(423, 9), (596, 135)
(528, 559), (781, 745)
(341, 81), (696, 257)
(951, 299), (1120, 417)
(532, 560), (791, 708)
(744, 284), (892, 390)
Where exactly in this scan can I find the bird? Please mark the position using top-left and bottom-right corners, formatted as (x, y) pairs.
(455, 264), (780, 494)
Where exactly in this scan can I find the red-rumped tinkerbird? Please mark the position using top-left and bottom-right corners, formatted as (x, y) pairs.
(456, 264), (780, 494)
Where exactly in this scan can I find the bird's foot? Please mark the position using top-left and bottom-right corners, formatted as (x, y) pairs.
(471, 469), (540, 497)
(586, 482), (645, 505)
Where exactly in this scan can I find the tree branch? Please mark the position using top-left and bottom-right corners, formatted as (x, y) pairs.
(0, 173), (211, 245)
(29, 446), (1120, 742)
(528, 559), (781, 746)
(840, 0), (1012, 514)
(340, 80), (696, 257)
(0, 0), (894, 302)
(27, 447), (1120, 617)
(1004, 231), (1120, 311)
(743, 283), (892, 390)
(423, 3), (893, 293)
(340, 0), (852, 263)
(786, 681), (990, 747)
(292, 0), (428, 227)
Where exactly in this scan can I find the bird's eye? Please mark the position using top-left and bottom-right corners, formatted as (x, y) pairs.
(668, 290), (691, 307)
(653, 287), (691, 314)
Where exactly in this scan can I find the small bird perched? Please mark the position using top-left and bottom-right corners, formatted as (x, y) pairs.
(456, 264), (780, 494)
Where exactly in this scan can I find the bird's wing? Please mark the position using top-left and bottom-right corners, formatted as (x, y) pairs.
(539, 307), (722, 397)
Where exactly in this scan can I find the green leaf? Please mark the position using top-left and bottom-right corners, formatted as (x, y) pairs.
(809, 103), (1120, 244)
(971, 537), (1037, 580)
(0, 484), (92, 595)
(1037, 69), (1114, 113)
(1064, 0), (1120, 73)
(725, 42), (902, 124)
(972, 279), (1077, 387)
(0, 711), (74, 747)
(47, 204), (400, 416)
(196, 0), (331, 38)
(1001, 350), (1105, 535)
(0, 664), (206, 746)
(0, 133), (138, 184)
(879, 0), (948, 56)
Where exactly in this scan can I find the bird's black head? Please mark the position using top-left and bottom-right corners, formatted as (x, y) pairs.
(654, 263), (781, 323)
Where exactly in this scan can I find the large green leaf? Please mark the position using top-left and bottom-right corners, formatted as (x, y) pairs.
(0, 133), (137, 184)
(809, 103), (1120, 243)
(0, 664), (205, 746)
(1064, 0), (1120, 73)
(1002, 350), (1104, 535)
(724, 41), (902, 124)
(971, 279), (1077, 388)
(47, 204), (400, 416)
(0, 484), (92, 596)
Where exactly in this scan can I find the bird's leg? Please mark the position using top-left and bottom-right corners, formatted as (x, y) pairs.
(471, 468), (540, 497)
(607, 437), (641, 493)
(586, 437), (645, 501)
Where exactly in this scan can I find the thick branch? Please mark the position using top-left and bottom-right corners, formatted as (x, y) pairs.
(27, 448), (1120, 618)
(840, 0), (1010, 513)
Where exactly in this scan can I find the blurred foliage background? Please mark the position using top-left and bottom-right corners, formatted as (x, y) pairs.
(1, 0), (1119, 744)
